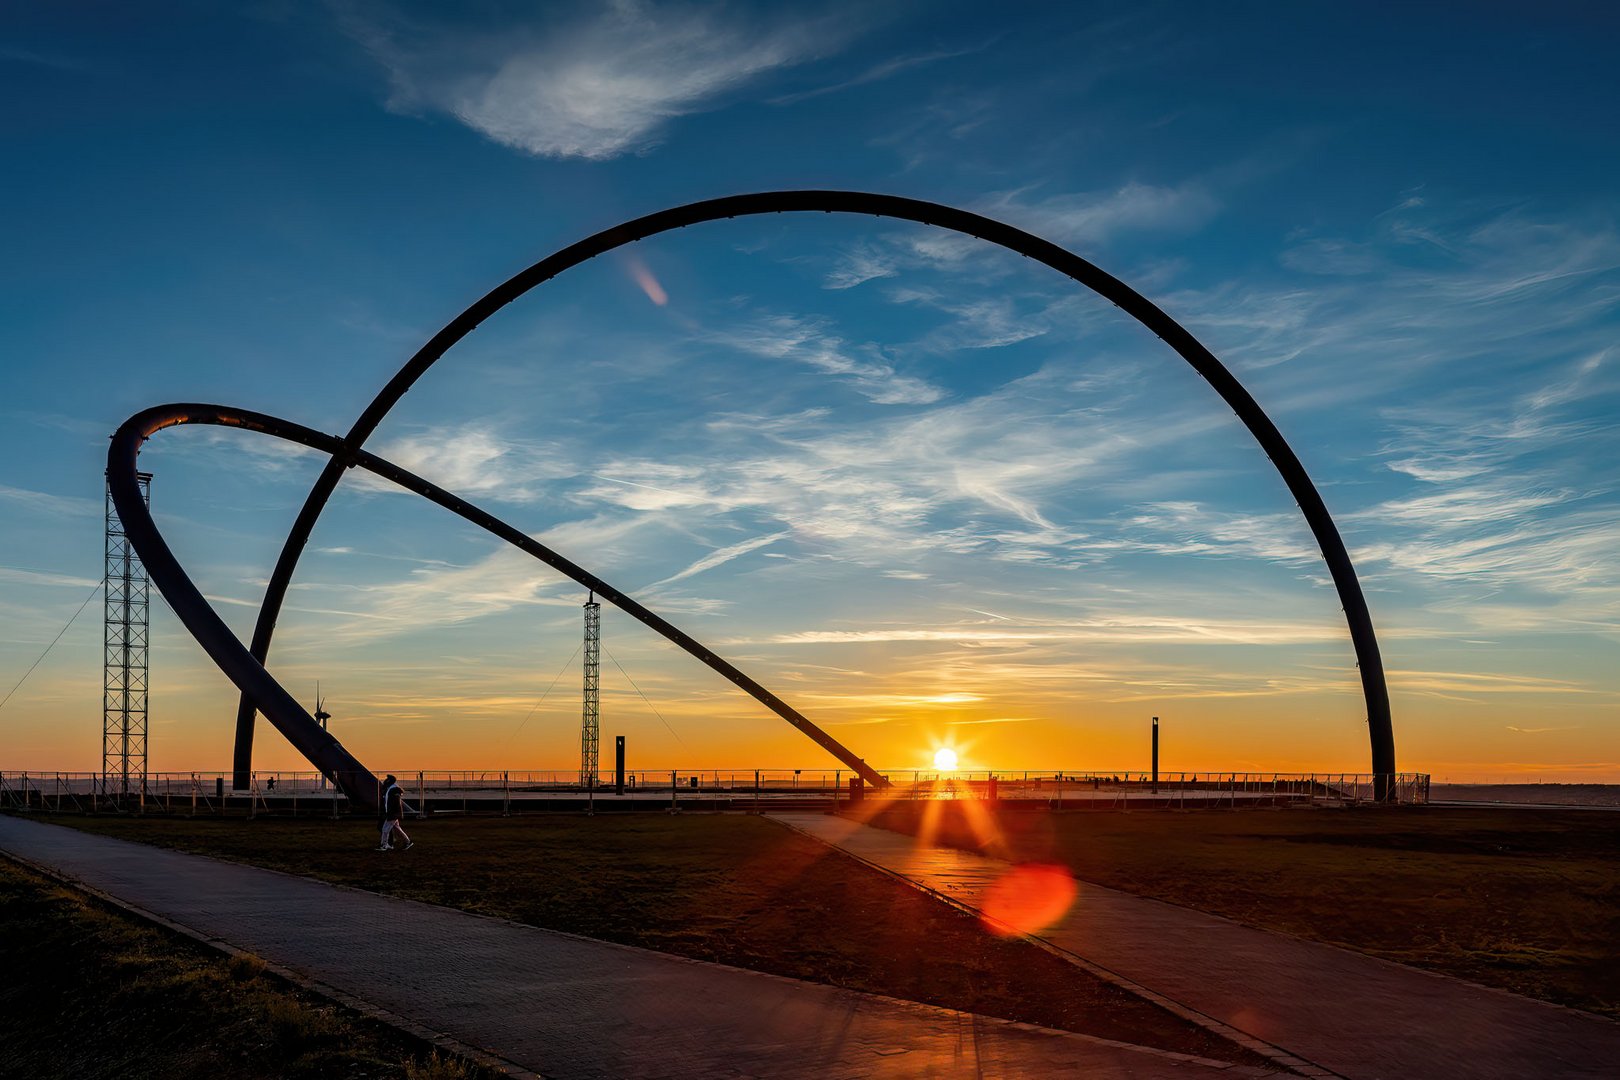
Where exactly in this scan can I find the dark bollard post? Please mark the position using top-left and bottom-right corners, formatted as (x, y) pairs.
(849, 776), (864, 804)
(615, 736), (625, 796)
(1151, 716), (1160, 794)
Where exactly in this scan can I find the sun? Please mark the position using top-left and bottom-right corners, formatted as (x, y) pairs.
(933, 747), (959, 771)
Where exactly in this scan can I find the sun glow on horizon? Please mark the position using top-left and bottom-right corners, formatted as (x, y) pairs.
(932, 747), (959, 771)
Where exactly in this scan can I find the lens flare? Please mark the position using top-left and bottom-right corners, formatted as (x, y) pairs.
(625, 254), (668, 306)
(979, 863), (1077, 937)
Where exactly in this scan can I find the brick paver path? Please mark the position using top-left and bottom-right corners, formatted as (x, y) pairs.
(773, 812), (1620, 1080)
(0, 815), (1281, 1079)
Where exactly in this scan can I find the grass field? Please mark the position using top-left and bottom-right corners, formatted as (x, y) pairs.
(40, 811), (1261, 1063)
(0, 855), (486, 1080)
(859, 802), (1620, 1017)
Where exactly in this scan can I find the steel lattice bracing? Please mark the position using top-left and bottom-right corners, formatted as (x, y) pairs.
(104, 470), (151, 802)
(581, 595), (600, 787)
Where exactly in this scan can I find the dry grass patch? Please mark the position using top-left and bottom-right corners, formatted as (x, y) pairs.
(0, 853), (495, 1079)
(861, 802), (1620, 1017)
(51, 811), (1268, 1064)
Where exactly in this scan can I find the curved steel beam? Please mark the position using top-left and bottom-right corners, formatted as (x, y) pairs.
(231, 190), (1394, 798)
(110, 402), (893, 804)
(109, 408), (378, 808)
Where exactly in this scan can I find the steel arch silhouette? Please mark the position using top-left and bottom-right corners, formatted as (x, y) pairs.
(108, 191), (1395, 809)
(108, 402), (896, 806)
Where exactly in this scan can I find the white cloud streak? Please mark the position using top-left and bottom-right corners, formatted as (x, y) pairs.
(647, 531), (789, 590)
(349, 2), (852, 160)
(705, 313), (945, 405)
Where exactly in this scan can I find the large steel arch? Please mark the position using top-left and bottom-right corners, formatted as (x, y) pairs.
(108, 403), (891, 808)
(229, 190), (1395, 799)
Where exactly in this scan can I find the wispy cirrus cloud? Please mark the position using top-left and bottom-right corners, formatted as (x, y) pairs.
(981, 182), (1220, 248)
(357, 423), (573, 504)
(705, 312), (945, 404)
(1390, 670), (1595, 694)
(749, 612), (1350, 648)
(768, 43), (986, 106)
(0, 484), (100, 518)
(823, 180), (1219, 292)
(346, 2), (856, 160)
(646, 531), (789, 590)
(0, 566), (100, 589)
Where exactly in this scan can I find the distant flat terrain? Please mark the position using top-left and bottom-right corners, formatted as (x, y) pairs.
(1431, 783), (1620, 807)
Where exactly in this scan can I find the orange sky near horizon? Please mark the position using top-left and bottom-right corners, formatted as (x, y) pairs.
(5, 625), (1615, 785)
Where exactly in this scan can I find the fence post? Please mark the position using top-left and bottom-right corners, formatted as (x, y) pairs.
(419, 771), (426, 819)
(670, 770), (678, 812)
(503, 771), (510, 817)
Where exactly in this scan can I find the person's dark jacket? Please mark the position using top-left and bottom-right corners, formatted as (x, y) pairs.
(383, 782), (403, 820)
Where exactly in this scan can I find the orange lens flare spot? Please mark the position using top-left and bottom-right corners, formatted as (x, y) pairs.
(979, 863), (1077, 937)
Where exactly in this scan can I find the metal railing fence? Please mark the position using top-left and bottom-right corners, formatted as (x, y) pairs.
(0, 768), (1430, 816)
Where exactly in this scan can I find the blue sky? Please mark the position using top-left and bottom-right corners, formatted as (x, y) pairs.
(2, 1), (1617, 780)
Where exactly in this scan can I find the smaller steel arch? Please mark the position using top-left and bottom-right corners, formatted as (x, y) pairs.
(108, 402), (891, 809)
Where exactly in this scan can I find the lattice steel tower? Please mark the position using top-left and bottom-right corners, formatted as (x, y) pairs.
(580, 591), (600, 787)
(104, 470), (152, 801)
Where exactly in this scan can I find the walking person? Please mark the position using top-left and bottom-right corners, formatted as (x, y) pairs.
(376, 774), (413, 851)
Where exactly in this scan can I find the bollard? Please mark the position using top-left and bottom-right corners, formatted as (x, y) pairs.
(1151, 716), (1159, 794)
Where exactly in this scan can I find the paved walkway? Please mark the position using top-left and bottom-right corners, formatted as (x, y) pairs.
(0, 816), (1280, 1079)
(774, 813), (1620, 1080)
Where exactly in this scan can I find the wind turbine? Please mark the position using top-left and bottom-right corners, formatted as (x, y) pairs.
(313, 683), (331, 789)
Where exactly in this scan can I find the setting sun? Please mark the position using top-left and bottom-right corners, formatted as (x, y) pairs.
(932, 747), (959, 771)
